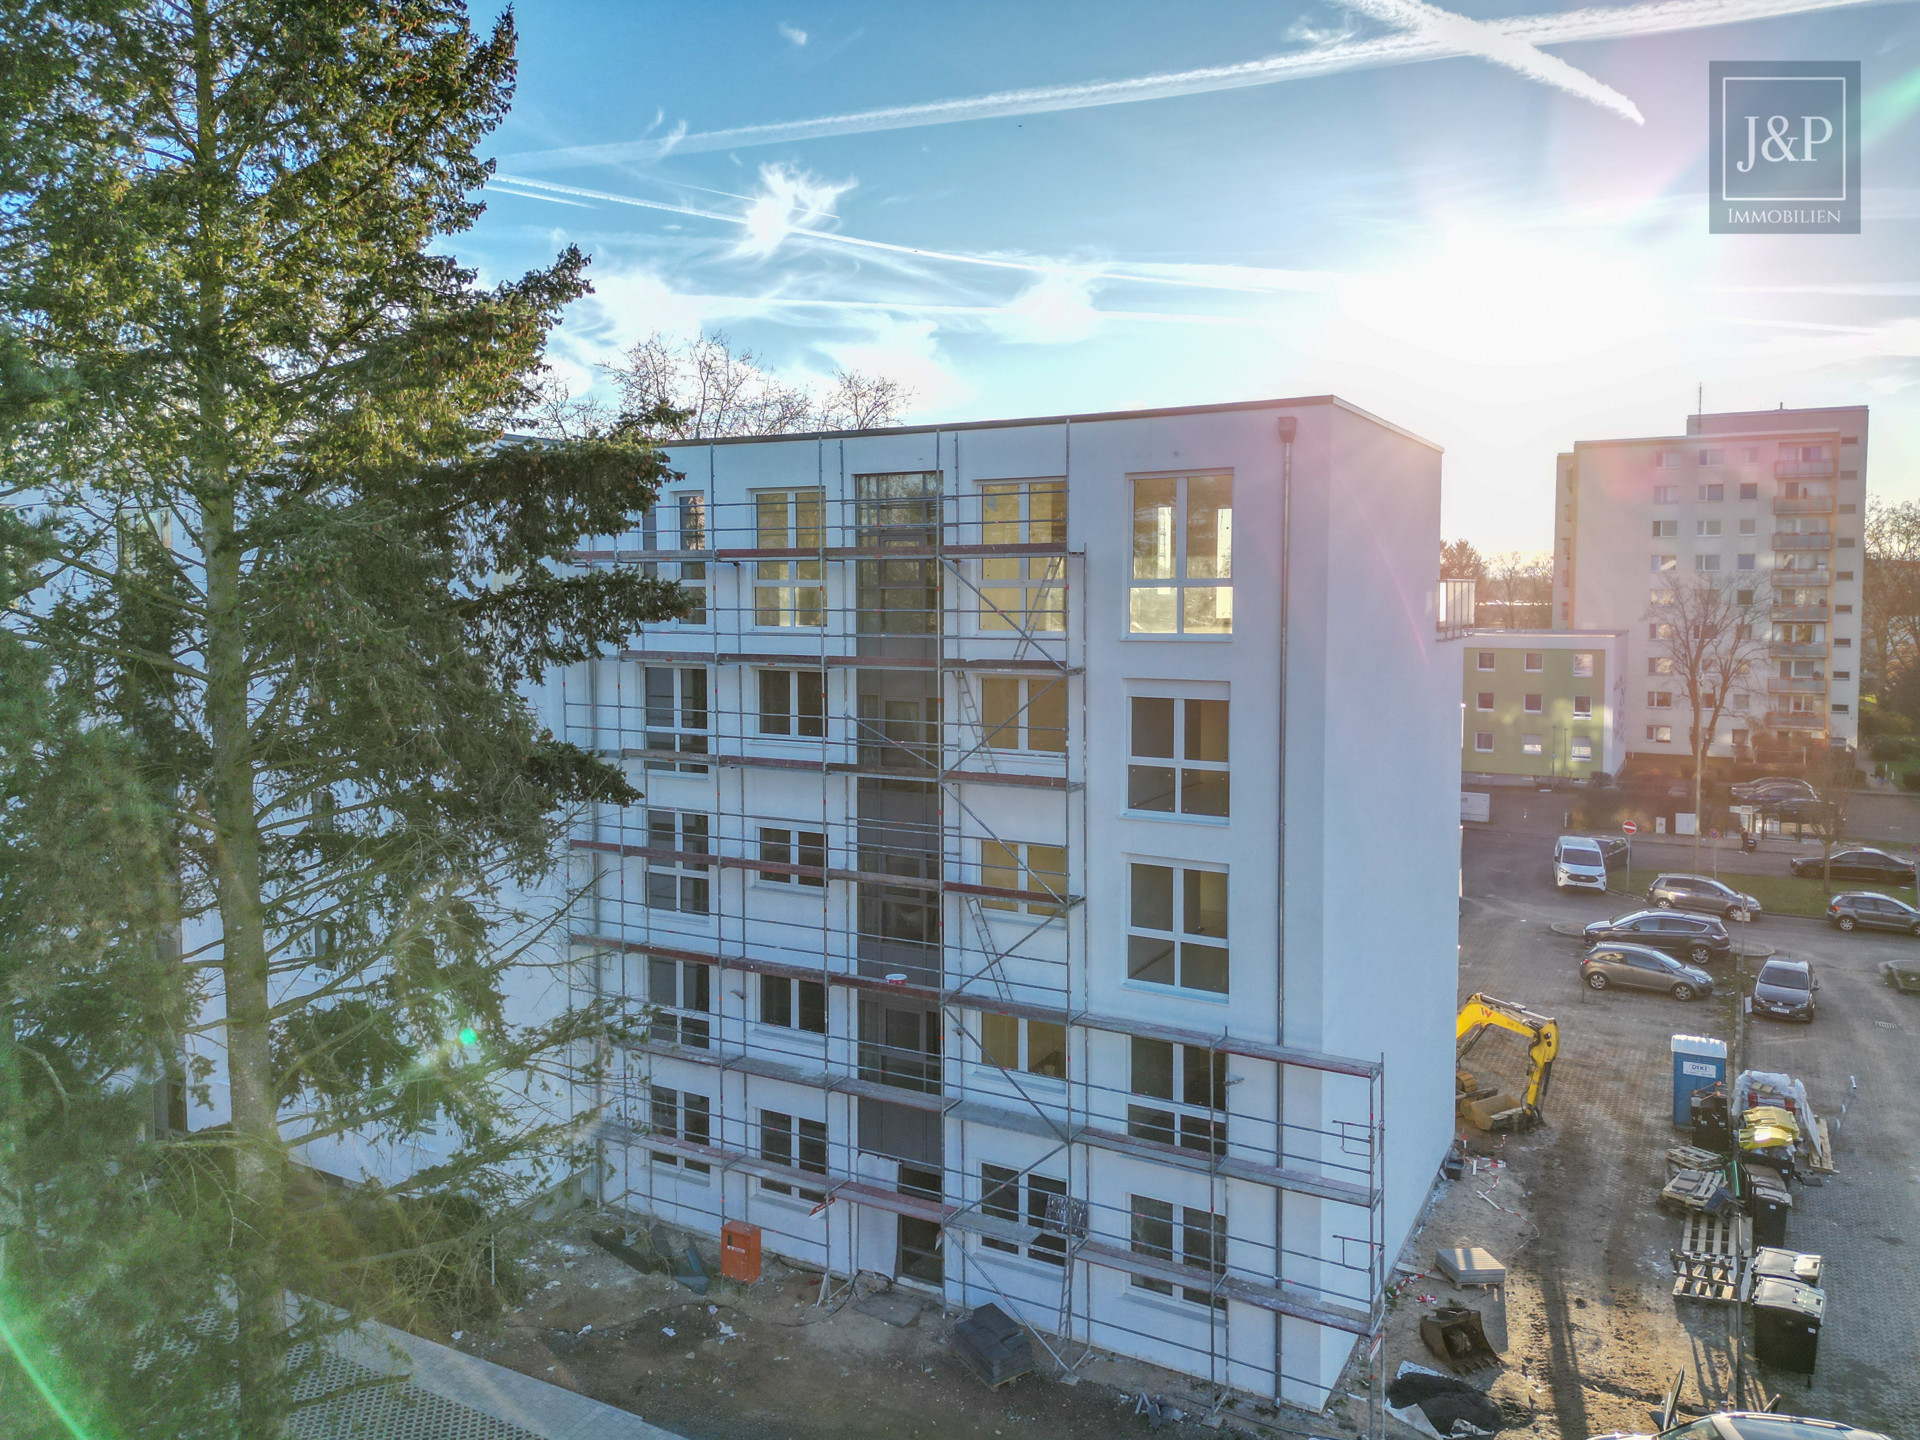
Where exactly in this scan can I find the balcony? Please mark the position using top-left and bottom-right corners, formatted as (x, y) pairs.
(1771, 568), (1831, 589)
(1767, 677), (1827, 695)
(1773, 494), (1834, 515)
(1776, 459), (1837, 480)
(1773, 533), (1833, 551)
(1772, 604), (1830, 623)
(1769, 641), (1828, 658)
(1766, 710), (1828, 730)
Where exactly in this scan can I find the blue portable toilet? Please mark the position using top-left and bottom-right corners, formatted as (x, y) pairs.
(1671, 1034), (1729, 1127)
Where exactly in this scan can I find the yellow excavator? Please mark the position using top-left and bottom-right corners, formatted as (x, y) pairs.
(1455, 994), (1559, 1131)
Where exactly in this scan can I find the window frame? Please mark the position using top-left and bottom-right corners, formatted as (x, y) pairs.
(975, 1011), (1068, 1081)
(751, 488), (827, 629)
(1128, 1195), (1227, 1308)
(757, 825), (827, 888)
(758, 1109), (828, 1202)
(1128, 472), (1234, 637)
(649, 1085), (712, 1175)
(977, 839), (1068, 918)
(647, 957), (712, 1050)
(1125, 860), (1229, 996)
(979, 674), (1068, 756)
(758, 974), (828, 1035)
(1126, 693), (1230, 820)
(645, 809), (712, 917)
(757, 668), (827, 739)
(642, 666), (710, 774)
(977, 480), (1067, 636)
(980, 1164), (1068, 1267)
(1126, 1035), (1227, 1157)
(1473, 731), (1495, 753)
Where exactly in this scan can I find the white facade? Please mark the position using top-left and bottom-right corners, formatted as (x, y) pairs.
(1553, 406), (1868, 760)
(528, 398), (1456, 1410)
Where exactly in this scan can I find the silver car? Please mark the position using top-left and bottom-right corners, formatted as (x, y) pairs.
(1580, 942), (1714, 1002)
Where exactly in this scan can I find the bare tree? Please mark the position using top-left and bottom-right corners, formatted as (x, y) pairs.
(1864, 498), (1920, 698)
(599, 332), (911, 440)
(1802, 745), (1862, 887)
(1648, 576), (1771, 872)
(1482, 550), (1552, 629)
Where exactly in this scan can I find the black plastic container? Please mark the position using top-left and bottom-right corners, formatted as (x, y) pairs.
(1751, 1277), (1824, 1373)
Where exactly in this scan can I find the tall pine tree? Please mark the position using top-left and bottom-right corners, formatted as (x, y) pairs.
(0, 4), (682, 1430)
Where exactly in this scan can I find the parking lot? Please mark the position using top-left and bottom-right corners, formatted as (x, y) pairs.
(1450, 828), (1920, 1438)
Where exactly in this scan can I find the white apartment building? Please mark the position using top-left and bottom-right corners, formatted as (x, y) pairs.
(1552, 406), (1868, 762)
(530, 397), (1457, 1416)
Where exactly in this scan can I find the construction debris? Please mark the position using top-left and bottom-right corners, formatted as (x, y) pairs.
(1435, 1246), (1508, 1286)
(950, 1303), (1036, 1390)
(1419, 1303), (1502, 1374)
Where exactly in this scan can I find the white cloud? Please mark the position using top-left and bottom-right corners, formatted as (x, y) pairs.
(991, 274), (1103, 345)
(735, 163), (857, 259)
(779, 21), (808, 46)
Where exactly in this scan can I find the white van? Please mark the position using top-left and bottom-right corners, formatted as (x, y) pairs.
(1554, 835), (1609, 891)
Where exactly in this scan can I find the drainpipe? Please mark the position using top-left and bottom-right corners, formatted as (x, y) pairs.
(1273, 413), (1296, 1402)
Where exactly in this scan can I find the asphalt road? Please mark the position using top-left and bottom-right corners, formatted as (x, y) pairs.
(1459, 827), (1920, 1437)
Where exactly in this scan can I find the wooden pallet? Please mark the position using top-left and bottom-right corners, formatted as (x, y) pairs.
(1805, 1116), (1836, 1175)
(1677, 1211), (1752, 1261)
(1671, 1253), (1740, 1304)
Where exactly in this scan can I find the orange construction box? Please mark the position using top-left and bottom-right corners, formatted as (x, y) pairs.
(720, 1220), (762, 1284)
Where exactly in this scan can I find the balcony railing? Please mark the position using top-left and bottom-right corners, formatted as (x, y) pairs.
(1772, 604), (1830, 623)
(1769, 641), (1828, 658)
(1766, 710), (1828, 729)
(1767, 677), (1827, 695)
(1773, 494), (1834, 515)
(1776, 459), (1837, 480)
(1771, 569), (1831, 589)
(1773, 533), (1833, 551)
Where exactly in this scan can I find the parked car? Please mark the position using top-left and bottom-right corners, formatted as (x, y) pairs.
(1554, 835), (1610, 891)
(1828, 891), (1920, 934)
(1582, 911), (1732, 965)
(1730, 776), (1817, 803)
(1789, 847), (1918, 885)
(1765, 797), (1823, 824)
(1581, 943), (1715, 1001)
(1750, 957), (1818, 1022)
(1591, 1411), (1892, 1439)
(1647, 873), (1761, 922)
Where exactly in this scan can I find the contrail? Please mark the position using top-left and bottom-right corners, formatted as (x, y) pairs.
(506, 0), (1896, 170)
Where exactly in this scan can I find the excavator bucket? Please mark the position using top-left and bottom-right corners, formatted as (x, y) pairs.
(1419, 1303), (1501, 1374)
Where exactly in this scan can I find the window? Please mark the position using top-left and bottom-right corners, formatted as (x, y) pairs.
(649, 1086), (711, 1174)
(1838, 501), (1856, 513)
(1572, 652), (1594, 677)
(1573, 695), (1592, 718)
(1695, 554), (1721, 572)
(980, 675), (1067, 754)
(758, 669), (826, 738)
(760, 975), (828, 1034)
(1130, 474), (1232, 634)
(1652, 588), (1676, 606)
(645, 810), (711, 915)
(1836, 637), (1851, 647)
(1648, 691), (1672, 708)
(981, 1165), (1068, 1266)
(1737, 554), (1755, 571)
(1835, 603), (1852, 615)
(1127, 696), (1229, 817)
(1656, 451), (1683, 468)
(636, 495), (710, 625)
(1570, 736), (1593, 763)
(1521, 734), (1543, 756)
(643, 667), (709, 773)
(1651, 519), (1677, 538)
(1646, 725), (1672, 743)
(1129, 1196), (1226, 1309)
(1127, 1036), (1226, 1156)
(1127, 863), (1228, 994)
(1696, 519), (1722, 536)
(758, 827), (826, 886)
(1523, 693), (1542, 713)
(1698, 449), (1725, 466)
(1523, 652), (1543, 672)
(1837, 570), (1854, 582)
(1799, 444), (1830, 462)
(1731, 728), (1750, 747)
(1476, 651), (1495, 671)
(758, 1111), (827, 1201)
(1650, 622), (1674, 640)
(1739, 449), (1761, 465)
(753, 489), (826, 627)
(1736, 589), (1755, 606)
(977, 1012), (1067, 1079)
(648, 957), (711, 1049)
(1475, 692), (1494, 711)
(1838, 536), (1856, 548)
(1653, 486), (1679, 504)
(1698, 484), (1724, 502)
(1473, 732), (1494, 753)
(979, 481), (1066, 633)
(1652, 554), (1677, 572)
(1740, 481), (1759, 499)
(1648, 657), (1673, 675)
(979, 841), (1067, 917)
(1833, 669), (1851, 681)
(1739, 518), (1757, 536)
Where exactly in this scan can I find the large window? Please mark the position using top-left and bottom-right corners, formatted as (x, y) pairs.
(1129, 474), (1232, 635)
(753, 489), (826, 627)
(856, 472), (942, 636)
(758, 1111), (827, 1201)
(758, 826), (826, 887)
(646, 810), (711, 915)
(1127, 696), (1229, 817)
(643, 667), (709, 773)
(758, 669), (826, 738)
(979, 676), (1067, 753)
(649, 1086), (711, 1175)
(977, 1012), (1067, 1079)
(633, 495), (709, 625)
(648, 957), (711, 1049)
(759, 975), (827, 1035)
(981, 1165), (1067, 1266)
(979, 841), (1067, 917)
(1129, 1196), (1226, 1308)
(979, 481), (1066, 633)
(1127, 1036), (1226, 1156)
(1127, 863), (1228, 994)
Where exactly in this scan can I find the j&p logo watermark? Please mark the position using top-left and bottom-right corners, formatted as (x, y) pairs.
(1709, 61), (1860, 234)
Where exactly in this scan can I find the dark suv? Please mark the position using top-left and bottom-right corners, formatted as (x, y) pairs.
(1790, 847), (1917, 885)
(1582, 910), (1732, 965)
(1750, 958), (1817, 1022)
(1648, 873), (1761, 922)
(1827, 891), (1920, 935)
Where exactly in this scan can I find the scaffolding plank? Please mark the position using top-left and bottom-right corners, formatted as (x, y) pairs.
(1078, 1124), (1376, 1208)
(611, 648), (1072, 673)
(1073, 1241), (1373, 1335)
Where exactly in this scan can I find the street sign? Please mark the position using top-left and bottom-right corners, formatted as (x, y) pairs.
(1710, 829), (1720, 840)
(1623, 820), (1638, 834)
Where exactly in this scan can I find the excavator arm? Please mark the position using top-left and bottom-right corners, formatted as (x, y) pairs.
(1456, 993), (1560, 1122)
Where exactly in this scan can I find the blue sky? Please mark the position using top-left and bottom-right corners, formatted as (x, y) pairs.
(463, 1), (1920, 550)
